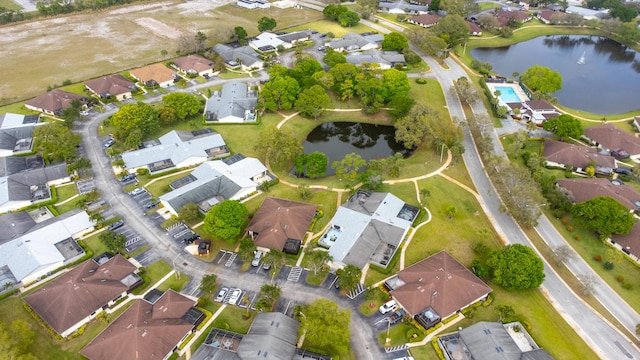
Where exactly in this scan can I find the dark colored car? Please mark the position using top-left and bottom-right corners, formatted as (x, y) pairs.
(120, 173), (136, 182)
(107, 220), (124, 231)
(615, 167), (633, 176)
(144, 200), (158, 209)
(103, 139), (115, 148)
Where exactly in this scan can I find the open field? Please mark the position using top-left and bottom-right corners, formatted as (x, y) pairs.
(0, 1), (324, 105)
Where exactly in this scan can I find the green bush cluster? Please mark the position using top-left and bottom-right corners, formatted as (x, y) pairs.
(432, 338), (446, 360)
(415, 78), (427, 84)
(482, 293), (494, 307)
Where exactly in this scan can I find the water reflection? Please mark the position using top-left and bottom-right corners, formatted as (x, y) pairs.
(471, 35), (640, 114)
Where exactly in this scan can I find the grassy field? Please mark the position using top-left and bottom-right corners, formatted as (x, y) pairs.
(83, 232), (111, 256)
(285, 19), (377, 38)
(145, 171), (191, 197)
(132, 259), (173, 295)
(211, 306), (256, 334)
(156, 272), (190, 292)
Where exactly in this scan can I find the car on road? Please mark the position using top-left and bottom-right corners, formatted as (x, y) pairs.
(252, 251), (263, 267)
(130, 187), (146, 196)
(228, 288), (242, 305)
(107, 220), (124, 231)
(379, 300), (398, 314)
(215, 287), (229, 302)
(103, 139), (115, 148)
(317, 46), (326, 51)
(120, 173), (136, 182)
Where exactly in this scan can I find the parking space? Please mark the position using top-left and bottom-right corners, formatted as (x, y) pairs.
(274, 297), (300, 317)
(214, 250), (239, 268)
(149, 212), (165, 226)
(111, 223), (147, 253)
(167, 223), (199, 244)
(134, 248), (162, 267)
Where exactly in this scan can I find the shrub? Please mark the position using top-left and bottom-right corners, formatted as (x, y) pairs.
(617, 275), (624, 282)
(482, 293), (494, 307)
(622, 282), (633, 290)
(523, 321), (532, 331)
(415, 78), (427, 84)
(603, 261), (614, 270)
(593, 254), (602, 262)
(574, 235), (581, 241)
(561, 218), (568, 225)
(567, 225), (573, 232)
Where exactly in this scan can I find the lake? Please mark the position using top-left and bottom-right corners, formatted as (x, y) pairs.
(301, 122), (410, 176)
(470, 35), (640, 114)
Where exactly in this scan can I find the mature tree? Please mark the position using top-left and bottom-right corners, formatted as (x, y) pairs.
(99, 230), (127, 254)
(34, 123), (82, 163)
(203, 200), (248, 242)
(305, 151), (329, 178)
(256, 283), (281, 312)
(199, 274), (218, 295)
(553, 245), (574, 267)
(380, 68), (410, 102)
(571, 196), (635, 238)
(338, 11), (360, 27)
(66, 157), (91, 176)
(305, 249), (333, 275)
(295, 85), (332, 120)
(178, 203), (202, 224)
(60, 99), (83, 127)
(477, 13), (501, 29)
(323, 4), (348, 20)
(158, 106), (178, 125)
(259, 75), (300, 111)
(254, 128), (303, 166)
(425, 112), (464, 155)
(291, 59), (324, 89)
(381, 32), (408, 51)
(312, 71), (335, 90)
(356, 0), (379, 18)
(355, 73), (384, 113)
(488, 244), (545, 290)
(610, 4), (638, 22)
(238, 238), (257, 263)
(0, 319), (36, 359)
(332, 153), (366, 183)
(297, 299), (351, 355)
(495, 305), (516, 323)
(452, 76), (479, 104)
(388, 95), (415, 121)
(336, 264), (362, 291)
(257, 17), (277, 32)
(124, 128), (143, 150)
(194, 31), (208, 53)
(262, 250), (286, 279)
(416, 34), (448, 57)
(323, 49), (347, 68)
(542, 114), (584, 140)
(162, 92), (201, 120)
(431, 14), (470, 48)
(330, 62), (360, 92)
(440, 0), (478, 16)
(394, 104), (437, 149)
(234, 26), (248, 41)
(110, 102), (159, 140)
(521, 65), (563, 95)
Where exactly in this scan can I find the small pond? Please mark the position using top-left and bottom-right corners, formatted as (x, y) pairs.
(301, 122), (411, 176)
(470, 35), (640, 114)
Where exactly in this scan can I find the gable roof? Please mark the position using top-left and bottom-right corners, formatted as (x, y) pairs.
(247, 197), (317, 250)
(409, 13), (441, 26)
(24, 89), (85, 115)
(346, 50), (406, 68)
(205, 82), (257, 121)
(24, 254), (136, 334)
(328, 32), (379, 51)
(584, 124), (640, 155)
(237, 312), (299, 360)
(121, 130), (226, 170)
(0, 126), (33, 152)
(459, 322), (524, 360)
(0, 162), (68, 208)
(130, 63), (176, 84)
(212, 44), (263, 67)
(0, 155), (44, 177)
(557, 178), (640, 210)
(0, 113), (40, 129)
(611, 223), (640, 265)
(543, 140), (615, 170)
(173, 54), (214, 73)
(81, 290), (195, 360)
(389, 251), (492, 317)
(0, 211), (35, 242)
(85, 75), (135, 97)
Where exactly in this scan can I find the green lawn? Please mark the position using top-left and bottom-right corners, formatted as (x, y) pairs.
(55, 184), (78, 201)
(284, 19), (377, 38)
(82, 232), (111, 256)
(0, 0), (21, 11)
(156, 272), (191, 292)
(54, 199), (80, 215)
(211, 306), (256, 334)
(145, 172), (191, 198)
(132, 260), (173, 295)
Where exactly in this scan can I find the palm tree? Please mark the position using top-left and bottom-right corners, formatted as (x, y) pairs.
(262, 250), (286, 281)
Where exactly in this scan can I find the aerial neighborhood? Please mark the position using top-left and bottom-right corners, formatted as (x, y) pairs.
(1, 0), (640, 359)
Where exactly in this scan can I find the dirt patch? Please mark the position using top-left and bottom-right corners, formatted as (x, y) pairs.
(134, 17), (183, 39)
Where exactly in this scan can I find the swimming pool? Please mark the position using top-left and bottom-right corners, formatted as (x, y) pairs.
(494, 86), (523, 103)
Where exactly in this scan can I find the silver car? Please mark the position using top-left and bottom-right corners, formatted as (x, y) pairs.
(214, 287), (228, 302)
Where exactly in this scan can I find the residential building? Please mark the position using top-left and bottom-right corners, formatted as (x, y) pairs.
(237, 0), (270, 9)
(327, 32), (382, 52)
(408, 13), (441, 28)
(583, 124), (640, 162)
(505, 99), (560, 125)
(212, 44), (264, 71)
(0, 162), (71, 214)
(557, 178), (640, 211)
(130, 63), (177, 88)
(611, 223), (640, 264)
(247, 197), (317, 254)
(24, 89), (86, 116)
(438, 321), (555, 360)
(384, 251), (492, 329)
(84, 74), (136, 101)
(81, 290), (203, 360)
(0, 113), (41, 130)
(319, 191), (419, 269)
(536, 9), (556, 24)
(173, 54), (216, 77)
(24, 254), (140, 337)
(345, 50), (406, 69)
(204, 82), (258, 123)
(378, 0), (429, 14)
(468, 21), (483, 36)
(495, 10), (533, 27)
(543, 140), (615, 176)
(249, 31), (311, 52)
(566, 5), (608, 20)
(159, 154), (270, 215)
(0, 114), (43, 158)
(121, 129), (229, 174)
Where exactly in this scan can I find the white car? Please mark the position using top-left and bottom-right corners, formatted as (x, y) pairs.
(129, 187), (146, 196)
(379, 300), (398, 314)
(214, 287), (228, 302)
(228, 289), (242, 305)
(251, 251), (263, 267)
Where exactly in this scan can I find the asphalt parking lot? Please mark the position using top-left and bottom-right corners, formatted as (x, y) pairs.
(111, 222), (147, 253)
(134, 248), (163, 267)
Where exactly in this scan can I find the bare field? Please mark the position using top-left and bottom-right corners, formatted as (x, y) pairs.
(0, 0), (323, 105)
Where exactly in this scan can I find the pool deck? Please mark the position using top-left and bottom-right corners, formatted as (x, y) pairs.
(486, 82), (530, 104)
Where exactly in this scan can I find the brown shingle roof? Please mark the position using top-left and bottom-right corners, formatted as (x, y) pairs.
(23, 255), (136, 335)
(557, 178), (640, 210)
(584, 124), (640, 155)
(85, 74), (135, 97)
(80, 290), (195, 360)
(390, 251), (491, 317)
(543, 140), (615, 170)
(24, 89), (84, 114)
(247, 197), (317, 250)
(130, 63), (175, 84)
(611, 223), (640, 259)
(409, 14), (441, 27)
(524, 100), (555, 111)
(173, 55), (214, 74)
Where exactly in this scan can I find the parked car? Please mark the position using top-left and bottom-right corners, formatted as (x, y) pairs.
(144, 200), (158, 209)
(252, 251), (264, 267)
(215, 287), (229, 302)
(615, 166), (633, 176)
(120, 173), (136, 182)
(107, 220), (124, 231)
(130, 187), (146, 196)
(389, 309), (406, 325)
(262, 262), (271, 270)
(379, 300), (398, 314)
(228, 289), (242, 305)
(317, 46), (326, 51)
(103, 139), (115, 148)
